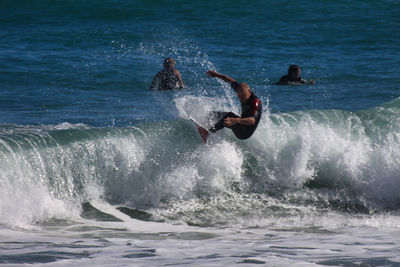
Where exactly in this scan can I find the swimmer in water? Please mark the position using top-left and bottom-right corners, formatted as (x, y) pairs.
(149, 57), (185, 91)
(277, 64), (315, 85)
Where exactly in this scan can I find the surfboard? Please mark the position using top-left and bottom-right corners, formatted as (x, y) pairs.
(187, 115), (209, 144)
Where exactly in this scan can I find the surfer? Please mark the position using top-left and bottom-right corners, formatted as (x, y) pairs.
(202, 70), (262, 140)
(277, 64), (315, 85)
(149, 57), (186, 91)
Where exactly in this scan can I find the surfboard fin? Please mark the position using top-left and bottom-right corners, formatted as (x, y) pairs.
(197, 126), (209, 144)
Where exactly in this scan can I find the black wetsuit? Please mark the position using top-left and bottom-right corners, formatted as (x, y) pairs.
(154, 69), (181, 90)
(277, 75), (306, 85)
(209, 82), (262, 140)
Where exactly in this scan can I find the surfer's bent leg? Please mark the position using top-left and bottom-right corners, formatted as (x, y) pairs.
(231, 125), (253, 140)
(209, 112), (239, 133)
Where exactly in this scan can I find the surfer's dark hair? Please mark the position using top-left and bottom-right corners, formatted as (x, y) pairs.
(288, 64), (300, 74)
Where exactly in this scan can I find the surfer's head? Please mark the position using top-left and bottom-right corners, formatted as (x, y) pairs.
(288, 64), (300, 79)
(235, 83), (251, 103)
(163, 57), (176, 68)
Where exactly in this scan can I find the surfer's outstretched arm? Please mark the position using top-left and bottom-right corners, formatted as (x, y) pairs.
(206, 70), (236, 85)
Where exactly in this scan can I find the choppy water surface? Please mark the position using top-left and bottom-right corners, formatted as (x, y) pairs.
(1, 0), (400, 266)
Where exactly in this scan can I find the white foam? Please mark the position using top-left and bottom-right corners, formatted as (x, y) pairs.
(246, 108), (400, 209)
(0, 177), (80, 229)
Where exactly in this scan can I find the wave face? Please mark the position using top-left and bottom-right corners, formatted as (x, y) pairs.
(1, 98), (400, 228)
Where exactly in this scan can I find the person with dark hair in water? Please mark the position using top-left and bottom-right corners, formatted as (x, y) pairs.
(198, 70), (262, 142)
(277, 64), (314, 85)
(149, 57), (185, 91)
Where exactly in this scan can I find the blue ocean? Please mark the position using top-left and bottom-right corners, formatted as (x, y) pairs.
(1, 1), (400, 266)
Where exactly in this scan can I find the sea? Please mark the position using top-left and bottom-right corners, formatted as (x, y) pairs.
(1, 0), (400, 266)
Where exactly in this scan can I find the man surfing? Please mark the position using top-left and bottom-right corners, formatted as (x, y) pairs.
(198, 70), (262, 142)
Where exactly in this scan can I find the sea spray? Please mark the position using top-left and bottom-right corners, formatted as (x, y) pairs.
(0, 124), (146, 227)
(1, 99), (400, 228)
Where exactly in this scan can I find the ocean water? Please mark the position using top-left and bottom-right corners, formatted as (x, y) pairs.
(1, 0), (400, 266)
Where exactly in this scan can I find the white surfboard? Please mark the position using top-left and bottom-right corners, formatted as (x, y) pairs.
(187, 115), (209, 144)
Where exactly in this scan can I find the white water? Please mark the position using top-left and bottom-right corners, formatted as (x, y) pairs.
(1, 99), (400, 266)
(1, 203), (400, 266)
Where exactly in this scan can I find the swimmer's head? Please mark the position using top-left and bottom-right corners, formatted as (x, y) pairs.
(288, 64), (300, 79)
(288, 64), (300, 74)
(163, 57), (176, 68)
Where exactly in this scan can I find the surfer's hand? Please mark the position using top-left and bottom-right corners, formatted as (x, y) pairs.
(224, 117), (237, 127)
(206, 70), (219, 78)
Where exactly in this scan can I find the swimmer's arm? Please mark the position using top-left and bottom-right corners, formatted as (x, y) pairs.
(224, 117), (255, 127)
(300, 78), (315, 85)
(174, 69), (186, 89)
(299, 79), (315, 85)
(206, 70), (236, 85)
